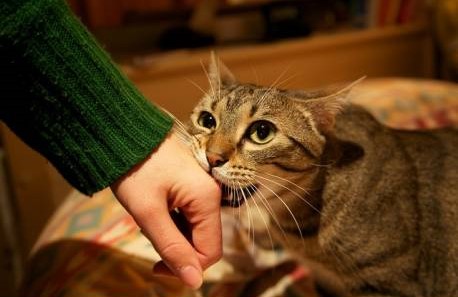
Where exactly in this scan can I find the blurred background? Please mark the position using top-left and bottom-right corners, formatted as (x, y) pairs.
(0, 0), (457, 295)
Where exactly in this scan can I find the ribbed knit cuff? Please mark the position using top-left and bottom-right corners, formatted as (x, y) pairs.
(1, 0), (173, 194)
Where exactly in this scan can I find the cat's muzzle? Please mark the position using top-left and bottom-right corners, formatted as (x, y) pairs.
(220, 184), (257, 208)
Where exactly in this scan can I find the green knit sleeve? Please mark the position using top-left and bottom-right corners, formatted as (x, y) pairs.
(0, 0), (174, 194)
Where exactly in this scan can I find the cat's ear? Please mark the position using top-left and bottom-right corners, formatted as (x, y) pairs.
(208, 51), (237, 89)
(301, 77), (365, 133)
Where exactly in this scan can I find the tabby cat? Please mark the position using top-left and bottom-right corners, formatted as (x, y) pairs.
(181, 54), (458, 297)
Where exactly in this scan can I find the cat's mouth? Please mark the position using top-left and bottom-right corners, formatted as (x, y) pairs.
(220, 184), (257, 207)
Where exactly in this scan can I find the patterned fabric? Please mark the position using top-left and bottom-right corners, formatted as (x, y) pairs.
(22, 78), (458, 297)
(351, 78), (458, 129)
(21, 239), (194, 297)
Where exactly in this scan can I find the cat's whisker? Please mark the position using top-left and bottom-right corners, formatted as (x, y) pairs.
(256, 171), (329, 204)
(260, 174), (361, 280)
(257, 85), (276, 106)
(237, 181), (256, 254)
(216, 57), (223, 103)
(233, 185), (240, 209)
(310, 162), (334, 168)
(256, 171), (310, 195)
(269, 65), (292, 89)
(200, 59), (217, 100)
(255, 174), (322, 215)
(256, 83), (273, 106)
(237, 182), (255, 254)
(233, 183), (248, 224)
(175, 131), (192, 146)
(276, 73), (300, 90)
(256, 179), (306, 249)
(160, 107), (193, 142)
(251, 185), (290, 250)
(247, 184), (276, 252)
(257, 65), (292, 106)
(171, 127), (192, 145)
(258, 85), (279, 107)
(229, 185), (242, 220)
(228, 185), (235, 216)
(233, 187), (240, 219)
(172, 124), (191, 139)
(172, 129), (193, 145)
(174, 133), (192, 146)
(240, 182), (275, 253)
(178, 132), (193, 147)
(173, 124), (189, 137)
(160, 107), (183, 127)
(172, 117), (192, 137)
(186, 78), (208, 96)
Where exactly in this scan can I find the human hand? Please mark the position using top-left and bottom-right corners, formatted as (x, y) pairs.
(111, 132), (222, 289)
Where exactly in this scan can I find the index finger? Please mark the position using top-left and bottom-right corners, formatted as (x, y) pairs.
(181, 199), (223, 270)
(139, 202), (204, 289)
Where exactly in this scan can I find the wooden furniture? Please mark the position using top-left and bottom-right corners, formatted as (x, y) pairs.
(124, 22), (433, 120)
(0, 22), (433, 260)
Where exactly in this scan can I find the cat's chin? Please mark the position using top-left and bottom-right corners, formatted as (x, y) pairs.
(220, 184), (257, 208)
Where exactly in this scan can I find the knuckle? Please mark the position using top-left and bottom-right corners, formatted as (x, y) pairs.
(212, 249), (223, 263)
(202, 249), (223, 268)
(196, 178), (220, 198)
(160, 241), (190, 262)
(209, 182), (222, 198)
(204, 185), (222, 207)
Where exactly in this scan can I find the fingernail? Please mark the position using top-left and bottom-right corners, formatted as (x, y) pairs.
(178, 266), (202, 289)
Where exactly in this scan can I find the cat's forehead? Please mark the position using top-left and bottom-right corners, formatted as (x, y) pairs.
(202, 83), (288, 113)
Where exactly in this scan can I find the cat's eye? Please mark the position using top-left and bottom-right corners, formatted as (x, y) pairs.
(248, 121), (276, 144)
(197, 111), (217, 129)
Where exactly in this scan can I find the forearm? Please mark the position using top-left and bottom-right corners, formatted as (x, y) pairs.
(0, 0), (173, 194)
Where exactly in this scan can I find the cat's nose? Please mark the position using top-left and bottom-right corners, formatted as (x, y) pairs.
(207, 152), (228, 168)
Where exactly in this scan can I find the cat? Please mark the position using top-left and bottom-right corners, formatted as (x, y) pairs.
(179, 54), (458, 297)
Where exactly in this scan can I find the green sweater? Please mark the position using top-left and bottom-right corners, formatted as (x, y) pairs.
(0, 0), (173, 194)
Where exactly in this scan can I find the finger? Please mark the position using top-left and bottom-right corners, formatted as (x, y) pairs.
(139, 203), (203, 289)
(170, 209), (192, 241)
(183, 203), (223, 270)
(152, 260), (174, 276)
